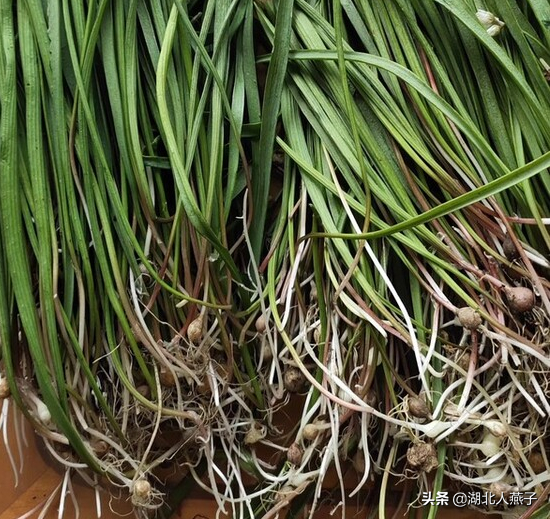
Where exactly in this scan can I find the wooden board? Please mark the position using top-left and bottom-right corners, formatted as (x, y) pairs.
(0, 404), (48, 513)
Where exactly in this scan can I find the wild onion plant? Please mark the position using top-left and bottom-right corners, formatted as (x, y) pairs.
(1, 0), (550, 518)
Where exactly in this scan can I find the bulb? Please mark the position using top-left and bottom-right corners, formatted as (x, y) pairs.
(457, 307), (482, 330)
(132, 479), (151, 503)
(284, 366), (306, 393)
(484, 420), (507, 437)
(303, 424), (320, 441)
(504, 286), (535, 313)
(0, 378), (10, 399)
(476, 9), (505, 37)
(476, 10), (497, 26)
(255, 315), (267, 334)
(287, 443), (303, 465)
(408, 395), (431, 419)
(480, 432), (502, 457)
(187, 315), (203, 344)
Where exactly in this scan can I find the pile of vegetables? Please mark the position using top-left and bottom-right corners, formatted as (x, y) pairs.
(1, 0), (550, 518)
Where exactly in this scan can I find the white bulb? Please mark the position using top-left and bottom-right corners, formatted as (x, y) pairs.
(476, 9), (505, 37)
(476, 10), (497, 26)
(484, 420), (507, 437)
(487, 24), (504, 37)
(480, 432), (502, 457)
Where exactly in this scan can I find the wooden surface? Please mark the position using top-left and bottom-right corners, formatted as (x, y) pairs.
(0, 404), (49, 514)
(0, 404), (489, 519)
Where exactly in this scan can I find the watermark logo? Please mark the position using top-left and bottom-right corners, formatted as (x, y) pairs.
(420, 491), (537, 507)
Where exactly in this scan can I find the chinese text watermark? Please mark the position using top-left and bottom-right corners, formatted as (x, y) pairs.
(420, 491), (537, 507)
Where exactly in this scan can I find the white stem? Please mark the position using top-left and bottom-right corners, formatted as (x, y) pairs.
(506, 365), (545, 416)
(2, 400), (19, 488)
(57, 469), (70, 519)
(349, 411), (371, 497)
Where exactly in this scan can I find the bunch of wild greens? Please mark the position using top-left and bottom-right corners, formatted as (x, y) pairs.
(1, 0), (550, 518)
(0, 0), (268, 516)
(251, 0), (550, 516)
